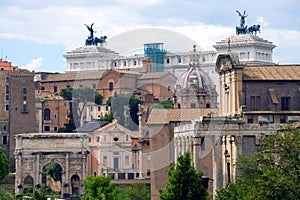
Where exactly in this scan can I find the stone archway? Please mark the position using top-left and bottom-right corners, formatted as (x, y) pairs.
(23, 175), (34, 194)
(71, 174), (81, 195)
(15, 133), (89, 198)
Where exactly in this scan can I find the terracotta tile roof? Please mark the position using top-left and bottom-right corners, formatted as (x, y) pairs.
(243, 65), (300, 80)
(147, 108), (219, 125)
(139, 72), (170, 79)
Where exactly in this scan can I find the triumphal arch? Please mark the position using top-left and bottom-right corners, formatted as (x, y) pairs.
(14, 133), (89, 198)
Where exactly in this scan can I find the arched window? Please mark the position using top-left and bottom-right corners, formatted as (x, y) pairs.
(44, 109), (51, 121)
(109, 82), (114, 91)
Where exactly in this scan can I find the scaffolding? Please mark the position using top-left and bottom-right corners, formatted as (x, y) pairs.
(144, 43), (165, 72)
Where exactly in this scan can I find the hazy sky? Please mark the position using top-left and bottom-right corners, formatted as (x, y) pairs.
(0, 0), (299, 72)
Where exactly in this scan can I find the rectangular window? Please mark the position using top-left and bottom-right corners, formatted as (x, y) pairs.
(22, 104), (27, 113)
(134, 60), (137, 66)
(93, 82), (97, 89)
(166, 58), (170, 64)
(281, 97), (290, 111)
(268, 115), (274, 123)
(54, 85), (57, 93)
(5, 85), (9, 94)
(178, 57), (182, 63)
(124, 61), (127, 66)
(5, 94), (9, 101)
(5, 77), (9, 82)
(54, 127), (58, 132)
(97, 137), (100, 142)
(250, 96), (260, 111)
(113, 157), (119, 169)
(147, 169), (151, 176)
(247, 115), (253, 123)
(3, 136), (7, 145)
(98, 106), (101, 112)
(280, 115), (286, 123)
(22, 87), (27, 94)
(44, 126), (50, 132)
(5, 105), (9, 111)
(146, 154), (151, 161)
(23, 96), (27, 101)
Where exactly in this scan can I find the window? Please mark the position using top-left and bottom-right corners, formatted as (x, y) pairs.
(5, 94), (9, 101)
(98, 106), (101, 111)
(201, 137), (205, 151)
(178, 57), (182, 63)
(3, 136), (7, 145)
(41, 84), (45, 90)
(23, 96), (27, 101)
(147, 169), (151, 176)
(281, 97), (290, 111)
(113, 157), (119, 169)
(5, 85), (9, 94)
(97, 137), (100, 142)
(190, 103), (196, 108)
(22, 104), (27, 113)
(146, 154), (151, 161)
(89, 137), (91, 142)
(5, 77), (9, 82)
(124, 61), (127, 66)
(106, 105), (109, 111)
(134, 60), (137, 66)
(113, 137), (119, 142)
(268, 115), (274, 123)
(280, 115), (286, 123)
(125, 156), (129, 166)
(54, 127), (58, 132)
(3, 126), (6, 131)
(5, 105), (9, 111)
(54, 84), (57, 93)
(22, 87), (27, 94)
(126, 135), (129, 141)
(247, 115), (253, 123)
(109, 82), (114, 91)
(206, 103), (210, 108)
(44, 126), (50, 132)
(44, 109), (51, 121)
(166, 58), (170, 64)
(250, 96), (260, 111)
(54, 114), (57, 119)
(93, 82), (97, 89)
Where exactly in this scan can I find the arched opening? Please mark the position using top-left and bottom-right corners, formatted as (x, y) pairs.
(71, 174), (80, 195)
(23, 175), (34, 194)
(44, 108), (51, 121)
(42, 161), (63, 196)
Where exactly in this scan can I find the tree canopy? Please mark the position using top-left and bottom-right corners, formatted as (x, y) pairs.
(110, 93), (141, 130)
(82, 175), (119, 200)
(60, 87), (103, 127)
(0, 147), (9, 182)
(150, 100), (174, 111)
(159, 152), (208, 200)
(216, 125), (300, 200)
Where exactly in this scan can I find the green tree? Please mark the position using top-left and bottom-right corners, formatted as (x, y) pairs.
(45, 162), (62, 182)
(82, 175), (119, 200)
(124, 182), (150, 200)
(110, 93), (141, 130)
(0, 147), (9, 182)
(60, 87), (103, 128)
(159, 152), (208, 200)
(216, 125), (300, 200)
(150, 100), (174, 111)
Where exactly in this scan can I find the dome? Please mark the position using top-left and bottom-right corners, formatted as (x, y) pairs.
(175, 66), (214, 93)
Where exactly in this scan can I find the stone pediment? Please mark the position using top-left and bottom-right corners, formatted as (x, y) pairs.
(216, 54), (234, 73)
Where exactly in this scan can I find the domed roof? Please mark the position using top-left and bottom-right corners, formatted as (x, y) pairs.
(175, 66), (214, 92)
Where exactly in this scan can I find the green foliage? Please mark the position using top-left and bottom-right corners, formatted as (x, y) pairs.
(59, 87), (73, 101)
(0, 187), (15, 200)
(150, 100), (174, 110)
(124, 182), (151, 200)
(60, 87), (103, 127)
(100, 112), (114, 123)
(216, 125), (300, 200)
(159, 152), (208, 200)
(110, 93), (141, 130)
(45, 162), (62, 182)
(82, 175), (119, 200)
(95, 92), (103, 105)
(32, 190), (47, 200)
(0, 147), (9, 182)
(106, 96), (112, 106)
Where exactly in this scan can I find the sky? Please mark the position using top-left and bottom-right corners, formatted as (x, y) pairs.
(0, 0), (300, 73)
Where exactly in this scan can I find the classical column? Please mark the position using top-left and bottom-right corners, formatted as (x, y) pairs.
(193, 137), (201, 170)
(65, 152), (70, 194)
(174, 137), (178, 163)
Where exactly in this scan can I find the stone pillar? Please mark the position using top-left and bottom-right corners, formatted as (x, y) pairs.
(15, 152), (23, 195)
(193, 137), (201, 171)
(174, 137), (178, 163)
(65, 153), (70, 194)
